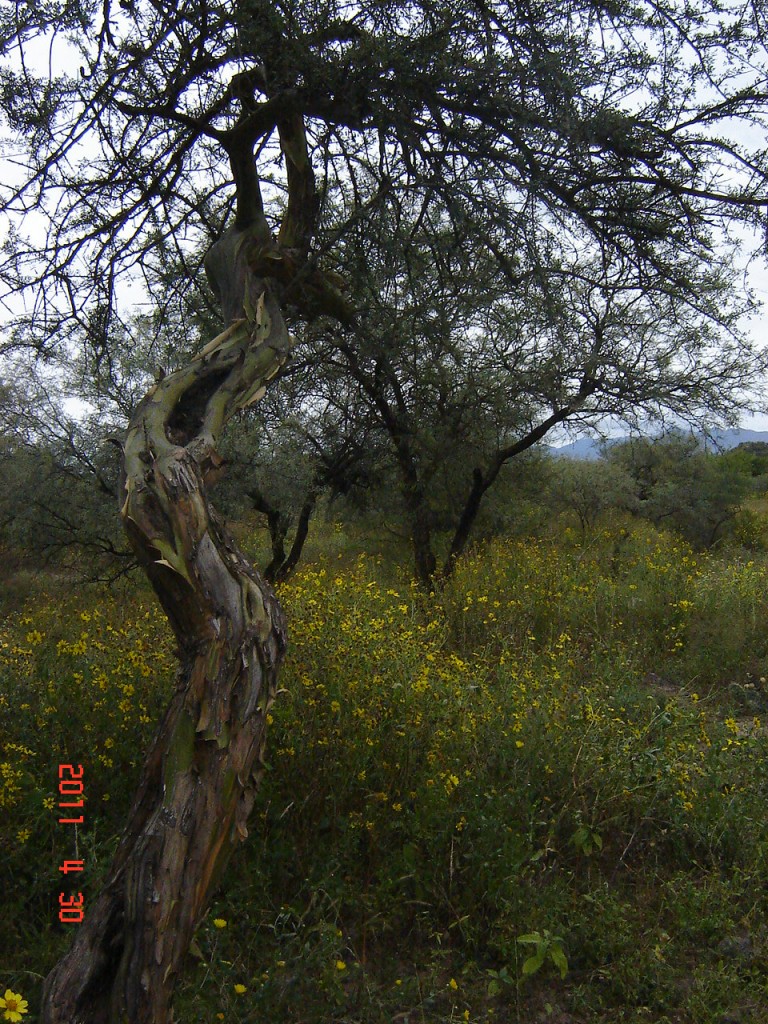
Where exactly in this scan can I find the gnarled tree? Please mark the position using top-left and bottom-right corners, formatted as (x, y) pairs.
(39, 106), (305, 1023)
(2, 0), (768, 1020)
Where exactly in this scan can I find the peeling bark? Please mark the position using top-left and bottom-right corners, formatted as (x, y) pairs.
(41, 259), (294, 1022)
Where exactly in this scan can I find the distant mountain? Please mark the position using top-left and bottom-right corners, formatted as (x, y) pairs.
(549, 428), (768, 460)
(547, 436), (605, 460)
(705, 428), (768, 451)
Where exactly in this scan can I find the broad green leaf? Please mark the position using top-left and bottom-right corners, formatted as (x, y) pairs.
(550, 945), (568, 979)
(522, 952), (546, 976)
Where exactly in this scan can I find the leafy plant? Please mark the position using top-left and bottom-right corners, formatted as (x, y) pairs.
(516, 930), (569, 980)
(571, 821), (604, 858)
(485, 965), (514, 997)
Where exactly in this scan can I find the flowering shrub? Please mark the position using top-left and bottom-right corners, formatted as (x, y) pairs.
(3, 522), (768, 1022)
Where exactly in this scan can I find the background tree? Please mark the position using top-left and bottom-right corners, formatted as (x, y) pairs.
(215, 397), (380, 581)
(2, 0), (768, 1020)
(301, 201), (765, 583)
(605, 434), (758, 548)
(0, 363), (129, 576)
(544, 455), (638, 534)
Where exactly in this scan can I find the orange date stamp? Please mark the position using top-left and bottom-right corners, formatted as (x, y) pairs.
(57, 764), (85, 924)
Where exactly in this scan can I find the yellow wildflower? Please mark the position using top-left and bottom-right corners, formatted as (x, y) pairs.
(0, 990), (28, 1022)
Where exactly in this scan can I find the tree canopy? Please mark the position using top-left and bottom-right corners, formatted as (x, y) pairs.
(3, 0), (768, 343)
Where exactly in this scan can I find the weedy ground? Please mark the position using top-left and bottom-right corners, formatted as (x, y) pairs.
(2, 515), (768, 1023)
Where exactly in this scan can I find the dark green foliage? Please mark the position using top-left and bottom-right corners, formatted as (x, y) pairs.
(605, 434), (756, 548)
(0, 374), (128, 581)
(545, 456), (637, 532)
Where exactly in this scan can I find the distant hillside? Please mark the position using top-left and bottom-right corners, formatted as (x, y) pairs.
(549, 428), (768, 460)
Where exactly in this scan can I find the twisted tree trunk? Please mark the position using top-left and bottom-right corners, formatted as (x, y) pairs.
(41, 258), (293, 1021)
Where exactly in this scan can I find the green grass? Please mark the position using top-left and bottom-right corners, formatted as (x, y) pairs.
(2, 517), (768, 1022)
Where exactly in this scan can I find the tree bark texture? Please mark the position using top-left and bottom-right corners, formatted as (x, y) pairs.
(41, 275), (293, 1022)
